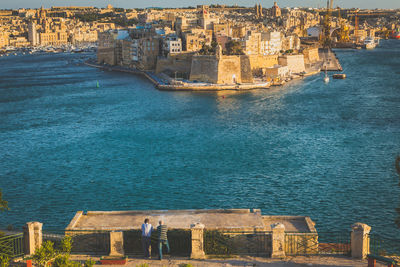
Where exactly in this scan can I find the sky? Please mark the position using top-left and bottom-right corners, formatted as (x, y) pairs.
(1, 0), (399, 10)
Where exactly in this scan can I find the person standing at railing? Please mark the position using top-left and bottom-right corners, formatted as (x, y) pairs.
(157, 220), (169, 260)
(141, 218), (153, 258)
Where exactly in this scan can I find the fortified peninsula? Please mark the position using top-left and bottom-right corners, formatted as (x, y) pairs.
(92, 4), (344, 91)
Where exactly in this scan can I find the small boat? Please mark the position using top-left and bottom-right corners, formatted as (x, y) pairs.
(96, 81), (100, 88)
(390, 30), (400, 40)
(323, 66), (329, 83)
(333, 74), (346, 79)
(363, 37), (378, 49)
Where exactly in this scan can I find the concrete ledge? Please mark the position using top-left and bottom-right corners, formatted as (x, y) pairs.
(262, 216), (316, 232)
(66, 209), (315, 233)
(66, 211), (83, 230)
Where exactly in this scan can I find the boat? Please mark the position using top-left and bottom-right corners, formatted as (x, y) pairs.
(323, 66), (329, 83)
(363, 37), (377, 49)
(391, 30), (400, 40)
(333, 74), (346, 79)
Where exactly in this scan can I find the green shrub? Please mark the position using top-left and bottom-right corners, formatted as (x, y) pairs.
(179, 264), (194, 267)
(84, 258), (96, 267)
(32, 236), (82, 267)
(0, 255), (10, 267)
(61, 236), (72, 254)
(32, 241), (57, 267)
(53, 255), (69, 267)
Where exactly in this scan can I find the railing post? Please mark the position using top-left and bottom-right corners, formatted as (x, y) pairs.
(23, 222), (43, 256)
(368, 257), (376, 267)
(271, 223), (285, 258)
(351, 222), (371, 259)
(109, 231), (124, 257)
(190, 223), (205, 259)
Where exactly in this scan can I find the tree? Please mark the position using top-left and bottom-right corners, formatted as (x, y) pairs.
(0, 190), (8, 211)
(199, 41), (219, 55)
(225, 40), (244, 55)
(199, 43), (213, 55)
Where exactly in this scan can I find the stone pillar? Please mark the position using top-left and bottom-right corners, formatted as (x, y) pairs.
(109, 231), (124, 257)
(190, 223), (205, 259)
(23, 222), (43, 255)
(271, 223), (285, 258)
(351, 222), (371, 259)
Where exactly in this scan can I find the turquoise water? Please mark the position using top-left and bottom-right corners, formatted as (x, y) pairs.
(0, 40), (399, 237)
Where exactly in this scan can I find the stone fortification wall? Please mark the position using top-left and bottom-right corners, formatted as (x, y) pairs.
(156, 53), (194, 75)
(278, 54), (306, 74)
(217, 55), (242, 84)
(240, 56), (253, 83)
(189, 55), (219, 83)
(248, 55), (279, 72)
(97, 47), (116, 65)
(189, 55), (254, 84)
(302, 48), (320, 64)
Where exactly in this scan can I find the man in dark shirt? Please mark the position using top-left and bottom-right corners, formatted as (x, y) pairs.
(157, 220), (169, 260)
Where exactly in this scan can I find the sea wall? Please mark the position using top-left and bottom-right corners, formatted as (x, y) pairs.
(189, 55), (219, 83)
(278, 54), (306, 74)
(240, 55), (253, 83)
(248, 54), (279, 72)
(97, 47), (116, 65)
(155, 52), (194, 76)
(302, 47), (320, 64)
(217, 55), (242, 84)
(189, 54), (253, 84)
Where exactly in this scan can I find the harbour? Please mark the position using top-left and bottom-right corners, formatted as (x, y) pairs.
(0, 40), (399, 238)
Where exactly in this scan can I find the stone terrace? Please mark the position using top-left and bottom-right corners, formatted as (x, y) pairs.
(66, 209), (316, 232)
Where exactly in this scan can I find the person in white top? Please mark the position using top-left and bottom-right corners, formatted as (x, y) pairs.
(141, 218), (153, 258)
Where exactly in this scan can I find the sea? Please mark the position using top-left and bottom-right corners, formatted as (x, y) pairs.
(0, 40), (399, 238)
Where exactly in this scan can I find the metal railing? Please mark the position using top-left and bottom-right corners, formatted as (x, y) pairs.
(124, 229), (191, 257)
(369, 234), (400, 257)
(43, 229), (191, 257)
(204, 230), (272, 257)
(0, 234), (24, 258)
(285, 232), (351, 256)
(43, 229), (110, 255)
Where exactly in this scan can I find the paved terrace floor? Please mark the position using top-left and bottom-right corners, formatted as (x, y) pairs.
(67, 210), (314, 232)
(70, 210), (266, 230)
(68, 255), (384, 267)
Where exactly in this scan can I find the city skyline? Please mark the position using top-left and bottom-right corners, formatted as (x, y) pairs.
(1, 0), (399, 10)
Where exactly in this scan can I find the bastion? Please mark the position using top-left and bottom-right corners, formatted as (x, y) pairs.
(66, 209), (316, 233)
